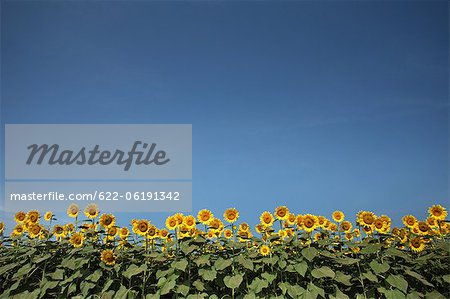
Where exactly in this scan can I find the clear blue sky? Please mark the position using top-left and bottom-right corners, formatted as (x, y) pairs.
(1, 1), (448, 229)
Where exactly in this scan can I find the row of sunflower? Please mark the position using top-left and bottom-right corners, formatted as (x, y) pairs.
(0, 204), (449, 298)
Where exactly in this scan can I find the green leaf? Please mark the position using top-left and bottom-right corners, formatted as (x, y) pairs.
(302, 247), (318, 262)
(115, 285), (130, 299)
(311, 266), (335, 279)
(249, 277), (269, 294)
(195, 255), (210, 267)
(369, 260), (390, 274)
(193, 280), (206, 291)
(334, 271), (352, 286)
(261, 272), (276, 283)
(443, 274), (450, 284)
(223, 274), (243, 289)
(330, 288), (350, 299)
(425, 291), (446, 299)
(386, 274), (408, 294)
(160, 278), (176, 295)
(198, 268), (217, 281)
(236, 255), (253, 271)
(214, 258), (232, 271)
(362, 271), (378, 283)
(87, 269), (102, 283)
(294, 261), (308, 277)
(122, 264), (146, 279)
(172, 259), (189, 271)
(404, 269), (433, 287)
(176, 283), (190, 296)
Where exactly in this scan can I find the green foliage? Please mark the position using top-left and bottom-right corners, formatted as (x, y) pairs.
(0, 236), (449, 298)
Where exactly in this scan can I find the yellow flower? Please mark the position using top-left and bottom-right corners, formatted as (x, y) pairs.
(135, 219), (150, 236)
(197, 209), (213, 225)
(101, 249), (116, 266)
(183, 215), (196, 229)
(119, 227), (130, 239)
(428, 204), (447, 221)
(84, 204), (99, 219)
(373, 218), (387, 233)
(260, 211), (275, 227)
(159, 228), (169, 239)
(402, 215), (417, 228)
(206, 230), (216, 239)
(426, 216), (438, 228)
(67, 204), (79, 218)
(345, 233), (354, 241)
(255, 224), (264, 234)
(0, 222), (4, 234)
(28, 224), (43, 238)
(165, 216), (178, 230)
(224, 208), (239, 223)
(259, 244), (270, 256)
(146, 225), (159, 239)
(340, 221), (352, 233)
(44, 211), (53, 221)
(69, 232), (85, 248)
(296, 214), (304, 228)
(53, 225), (65, 238)
(107, 226), (118, 238)
(14, 211), (26, 223)
(26, 210), (40, 223)
(329, 223), (338, 232)
(302, 214), (318, 233)
(317, 216), (327, 228)
(239, 222), (250, 232)
(277, 229), (287, 239)
(409, 237), (425, 253)
(174, 213), (184, 226)
(223, 229), (233, 239)
(274, 206), (289, 221)
(13, 224), (24, 235)
(286, 213), (296, 226)
(353, 228), (360, 237)
(357, 211), (376, 228)
(415, 222), (430, 236)
(209, 218), (224, 232)
(332, 211), (344, 223)
(99, 214), (116, 228)
(237, 230), (252, 242)
(65, 223), (75, 234)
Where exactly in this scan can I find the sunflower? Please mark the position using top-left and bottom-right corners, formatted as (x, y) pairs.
(302, 214), (318, 233)
(0, 222), (4, 234)
(259, 244), (270, 256)
(260, 211), (275, 227)
(146, 225), (159, 239)
(44, 211), (53, 221)
(357, 211), (376, 228)
(107, 226), (118, 238)
(345, 233), (354, 241)
(237, 230), (252, 242)
(67, 204), (79, 218)
(84, 204), (99, 219)
(409, 237), (425, 253)
(353, 228), (361, 237)
(53, 225), (65, 238)
(101, 249), (116, 266)
(165, 216), (178, 230)
(286, 213), (296, 226)
(332, 211), (344, 223)
(255, 224), (264, 234)
(13, 224), (24, 235)
(14, 211), (26, 223)
(28, 224), (43, 238)
(340, 221), (352, 233)
(274, 206), (289, 221)
(277, 229), (287, 239)
(99, 214), (116, 228)
(415, 222), (430, 235)
(428, 204), (447, 221)
(135, 219), (150, 236)
(206, 230), (217, 239)
(197, 209), (213, 225)
(373, 218), (387, 233)
(402, 215), (417, 228)
(26, 210), (40, 223)
(317, 216), (327, 228)
(183, 215), (196, 229)
(296, 214), (304, 228)
(362, 225), (373, 235)
(329, 223), (338, 232)
(119, 227), (130, 239)
(426, 216), (438, 228)
(174, 213), (184, 226)
(223, 229), (233, 239)
(69, 232), (85, 248)
(223, 208), (239, 223)
(239, 222), (250, 232)
(65, 223), (75, 234)
(159, 228), (169, 239)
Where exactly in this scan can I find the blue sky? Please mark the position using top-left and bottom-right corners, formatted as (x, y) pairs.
(1, 1), (448, 229)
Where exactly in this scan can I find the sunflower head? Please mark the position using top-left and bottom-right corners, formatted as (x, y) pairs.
(428, 205), (447, 221)
(340, 221), (352, 233)
(159, 228), (169, 239)
(183, 215), (196, 229)
(274, 206), (289, 221)
(99, 214), (116, 228)
(44, 211), (53, 221)
(119, 227), (130, 239)
(402, 215), (417, 228)
(28, 224), (43, 238)
(14, 211), (27, 223)
(165, 216), (178, 230)
(259, 244), (271, 256)
(84, 204), (99, 219)
(26, 210), (40, 223)
(357, 211), (376, 228)
(239, 222), (250, 232)
(416, 222), (430, 235)
(197, 209), (213, 225)
(286, 213), (296, 226)
(223, 229), (233, 239)
(69, 232), (85, 248)
(302, 214), (318, 233)
(0, 222), (4, 234)
(101, 249), (116, 266)
(67, 204), (79, 218)
(260, 211), (275, 227)
(409, 236), (425, 253)
(332, 210), (344, 223)
(53, 225), (66, 238)
(224, 208), (239, 223)
(135, 219), (150, 236)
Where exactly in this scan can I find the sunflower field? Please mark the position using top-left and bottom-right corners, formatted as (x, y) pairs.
(0, 204), (449, 299)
